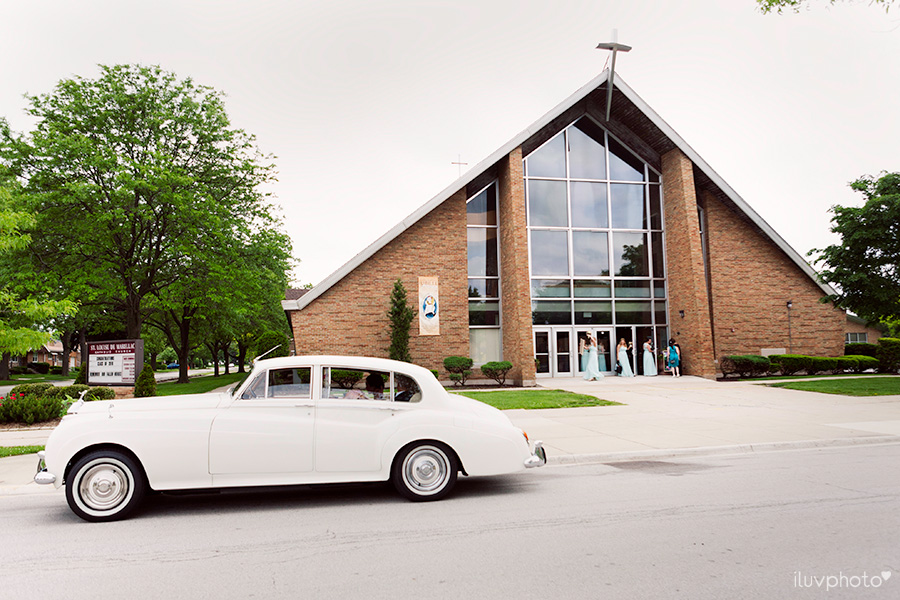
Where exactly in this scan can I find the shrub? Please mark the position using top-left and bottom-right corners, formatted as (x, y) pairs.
(835, 356), (859, 373)
(481, 361), (513, 385)
(8, 382), (55, 398)
(0, 393), (62, 425)
(429, 369), (439, 379)
(74, 365), (87, 384)
(134, 364), (157, 398)
(877, 337), (900, 373)
(387, 279), (414, 362)
(443, 356), (474, 386)
(84, 387), (116, 401)
(27, 362), (50, 374)
(50, 366), (63, 375)
(808, 357), (838, 375)
(769, 354), (812, 376)
(720, 355), (770, 378)
(844, 342), (879, 358)
(844, 355), (879, 373)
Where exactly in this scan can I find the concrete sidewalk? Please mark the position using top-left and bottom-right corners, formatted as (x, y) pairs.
(3, 375), (900, 495)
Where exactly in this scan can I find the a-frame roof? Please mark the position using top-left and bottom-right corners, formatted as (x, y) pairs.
(284, 70), (833, 312)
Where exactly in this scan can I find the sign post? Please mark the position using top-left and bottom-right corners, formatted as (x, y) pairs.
(86, 339), (144, 386)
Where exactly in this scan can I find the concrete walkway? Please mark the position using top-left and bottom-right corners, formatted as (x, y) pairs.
(3, 375), (900, 495)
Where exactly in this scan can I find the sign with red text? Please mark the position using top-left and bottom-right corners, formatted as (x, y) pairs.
(87, 339), (144, 386)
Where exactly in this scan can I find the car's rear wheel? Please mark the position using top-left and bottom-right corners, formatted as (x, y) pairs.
(66, 450), (146, 522)
(392, 442), (458, 501)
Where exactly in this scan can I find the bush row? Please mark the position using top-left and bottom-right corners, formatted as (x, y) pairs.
(721, 354), (881, 378)
(0, 384), (116, 425)
(442, 357), (514, 386)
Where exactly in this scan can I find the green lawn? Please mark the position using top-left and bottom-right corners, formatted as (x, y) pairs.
(0, 373), (76, 386)
(0, 445), (44, 458)
(771, 377), (900, 396)
(155, 372), (248, 396)
(741, 372), (884, 382)
(454, 389), (622, 410)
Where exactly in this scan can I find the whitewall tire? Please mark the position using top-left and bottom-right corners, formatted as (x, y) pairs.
(66, 450), (146, 522)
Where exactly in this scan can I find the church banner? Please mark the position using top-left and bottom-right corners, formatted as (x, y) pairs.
(418, 276), (439, 336)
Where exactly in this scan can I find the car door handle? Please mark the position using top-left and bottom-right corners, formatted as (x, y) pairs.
(294, 403), (314, 408)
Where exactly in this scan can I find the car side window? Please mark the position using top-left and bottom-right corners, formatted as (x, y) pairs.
(267, 368), (311, 398)
(241, 373), (267, 399)
(322, 367), (390, 400)
(393, 374), (422, 403)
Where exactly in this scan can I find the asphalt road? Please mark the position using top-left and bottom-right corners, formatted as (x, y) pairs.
(2, 443), (898, 600)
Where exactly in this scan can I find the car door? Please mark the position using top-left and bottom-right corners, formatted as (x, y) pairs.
(209, 366), (316, 478)
(314, 366), (403, 473)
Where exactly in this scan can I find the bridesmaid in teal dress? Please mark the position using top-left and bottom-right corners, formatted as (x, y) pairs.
(582, 335), (604, 381)
(642, 338), (657, 376)
(617, 338), (635, 377)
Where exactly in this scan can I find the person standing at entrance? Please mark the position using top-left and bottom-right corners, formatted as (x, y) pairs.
(582, 335), (604, 381)
(616, 338), (634, 377)
(668, 338), (681, 377)
(642, 338), (657, 376)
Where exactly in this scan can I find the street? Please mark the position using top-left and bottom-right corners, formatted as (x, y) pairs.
(2, 443), (897, 599)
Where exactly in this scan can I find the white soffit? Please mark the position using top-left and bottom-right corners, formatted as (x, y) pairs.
(284, 70), (833, 312)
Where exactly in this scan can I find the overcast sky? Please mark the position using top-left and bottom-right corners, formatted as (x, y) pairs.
(3, 0), (898, 286)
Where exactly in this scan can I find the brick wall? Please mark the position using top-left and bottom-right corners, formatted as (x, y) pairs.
(498, 147), (536, 385)
(661, 149), (717, 378)
(703, 190), (845, 359)
(289, 190), (470, 375)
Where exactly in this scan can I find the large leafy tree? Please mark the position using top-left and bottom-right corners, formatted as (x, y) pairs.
(0, 179), (76, 378)
(1, 64), (279, 340)
(757, 0), (893, 13)
(811, 172), (900, 323)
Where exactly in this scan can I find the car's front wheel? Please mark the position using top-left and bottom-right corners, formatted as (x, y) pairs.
(392, 442), (458, 501)
(66, 450), (146, 522)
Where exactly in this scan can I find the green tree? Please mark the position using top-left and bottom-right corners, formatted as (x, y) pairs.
(811, 172), (900, 322)
(388, 279), (414, 362)
(757, 0), (892, 13)
(0, 179), (77, 379)
(1, 64), (279, 340)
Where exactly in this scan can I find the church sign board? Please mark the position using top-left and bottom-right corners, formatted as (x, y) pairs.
(87, 339), (144, 386)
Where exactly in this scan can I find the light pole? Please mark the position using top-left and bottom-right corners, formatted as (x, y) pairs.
(787, 301), (793, 353)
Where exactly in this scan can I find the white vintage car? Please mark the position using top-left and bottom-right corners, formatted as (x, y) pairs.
(36, 355), (546, 521)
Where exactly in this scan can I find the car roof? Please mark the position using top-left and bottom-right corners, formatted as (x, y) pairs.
(255, 355), (434, 378)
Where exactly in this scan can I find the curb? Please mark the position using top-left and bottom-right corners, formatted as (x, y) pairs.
(543, 435), (900, 466)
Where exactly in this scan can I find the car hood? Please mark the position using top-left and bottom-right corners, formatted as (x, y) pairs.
(71, 393), (228, 414)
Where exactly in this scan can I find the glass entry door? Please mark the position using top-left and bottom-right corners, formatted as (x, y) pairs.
(534, 327), (579, 377)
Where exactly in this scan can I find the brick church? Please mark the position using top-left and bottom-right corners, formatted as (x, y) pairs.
(282, 70), (846, 384)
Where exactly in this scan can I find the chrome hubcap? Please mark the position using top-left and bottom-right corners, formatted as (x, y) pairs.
(403, 446), (449, 494)
(79, 463), (129, 511)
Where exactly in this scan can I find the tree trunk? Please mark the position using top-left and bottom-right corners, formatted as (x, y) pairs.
(207, 342), (220, 377)
(125, 295), (142, 340)
(0, 352), (10, 381)
(60, 330), (74, 376)
(237, 342), (250, 373)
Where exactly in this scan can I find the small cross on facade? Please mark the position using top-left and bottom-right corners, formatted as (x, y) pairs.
(451, 154), (468, 177)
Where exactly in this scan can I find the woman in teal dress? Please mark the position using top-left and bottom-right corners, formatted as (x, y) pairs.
(582, 335), (604, 381)
(642, 338), (657, 376)
(668, 338), (681, 377)
(616, 338), (634, 377)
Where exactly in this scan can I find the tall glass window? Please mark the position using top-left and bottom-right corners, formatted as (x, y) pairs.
(524, 116), (668, 335)
(467, 183), (501, 364)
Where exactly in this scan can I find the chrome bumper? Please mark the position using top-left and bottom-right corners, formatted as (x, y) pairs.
(34, 451), (56, 485)
(524, 441), (547, 468)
